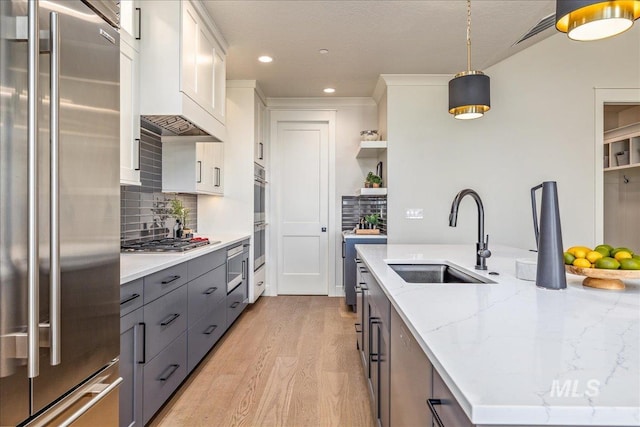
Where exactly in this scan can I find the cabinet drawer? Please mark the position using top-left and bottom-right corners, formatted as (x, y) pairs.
(188, 264), (226, 327)
(187, 300), (226, 372)
(143, 263), (188, 304)
(142, 332), (187, 425)
(188, 248), (226, 281)
(144, 286), (187, 361)
(226, 283), (247, 326)
(120, 278), (143, 317)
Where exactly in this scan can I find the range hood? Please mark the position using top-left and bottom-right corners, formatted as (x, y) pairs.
(141, 115), (222, 142)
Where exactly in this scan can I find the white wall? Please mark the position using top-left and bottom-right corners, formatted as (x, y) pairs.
(384, 26), (640, 251)
(266, 98), (378, 295)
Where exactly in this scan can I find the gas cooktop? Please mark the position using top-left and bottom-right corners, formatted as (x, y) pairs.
(121, 237), (217, 253)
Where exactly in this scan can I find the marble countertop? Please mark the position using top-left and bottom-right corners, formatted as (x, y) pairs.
(356, 243), (640, 426)
(120, 233), (250, 284)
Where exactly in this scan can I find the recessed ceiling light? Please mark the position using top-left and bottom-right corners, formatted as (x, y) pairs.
(258, 56), (273, 63)
(319, 49), (329, 54)
(323, 88), (335, 94)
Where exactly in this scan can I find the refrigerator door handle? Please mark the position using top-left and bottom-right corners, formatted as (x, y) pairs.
(27, 0), (40, 379)
(49, 10), (61, 366)
(57, 376), (123, 427)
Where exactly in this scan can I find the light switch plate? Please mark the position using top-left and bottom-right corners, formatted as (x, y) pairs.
(405, 208), (424, 219)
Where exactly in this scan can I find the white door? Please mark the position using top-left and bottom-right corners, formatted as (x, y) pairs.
(275, 121), (329, 294)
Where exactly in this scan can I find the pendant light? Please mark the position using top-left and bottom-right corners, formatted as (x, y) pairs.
(556, 1), (640, 41)
(449, 0), (490, 120)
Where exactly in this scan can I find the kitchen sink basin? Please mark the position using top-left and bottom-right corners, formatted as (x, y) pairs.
(388, 263), (494, 284)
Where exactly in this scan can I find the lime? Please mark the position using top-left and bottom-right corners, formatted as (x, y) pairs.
(594, 245), (611, 257)
(595, 257), (621, 270)
(620, 259), (640, 270)
(634, 255), (640, 261)
(564, 252), (576, 265)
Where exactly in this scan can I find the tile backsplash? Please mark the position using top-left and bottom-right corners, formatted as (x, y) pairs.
(120, 131), (197, 244)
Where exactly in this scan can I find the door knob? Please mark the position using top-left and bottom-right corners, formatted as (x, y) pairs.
(321, 227), (327, 232)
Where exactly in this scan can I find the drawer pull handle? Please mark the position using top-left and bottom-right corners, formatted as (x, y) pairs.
(257, 281), (264, 287)
(137, 322), (146, 364)
(120, 293), (140, 305)
(161, 275), (181, 285)
(158, 364), (180, 382)
(160, 313), (180, 327)
(427, 399), (445, 427)
(203, 325), (217, 335)
(204, 287), (218, 295)
(230, 301), (240, 309)
(354, 323), (362, 333)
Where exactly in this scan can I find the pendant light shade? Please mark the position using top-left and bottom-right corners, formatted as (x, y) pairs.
(556, 1), (640, 41)
(449, 71), (490, 120)
(448, 0), (491, 120)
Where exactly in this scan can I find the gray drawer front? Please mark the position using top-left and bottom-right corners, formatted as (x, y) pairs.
(187, 300), (226, 372)
(188, 248), (226, 281)
(144, 263), (188, 304)
(142, 332), (187, 425)
(226, 283), (247, 326)
(144, 286), (188, 361)
(187, 264), (226, 327)
(120, 278), (143, 317)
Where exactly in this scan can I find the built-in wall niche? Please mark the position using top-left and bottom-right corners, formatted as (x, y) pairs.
(603, 105), (640, 171)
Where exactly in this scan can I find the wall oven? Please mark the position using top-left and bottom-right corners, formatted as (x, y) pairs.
(254, 163), (266, 223)
(227, 245), (245, 293)
(254, 222), (266, 271)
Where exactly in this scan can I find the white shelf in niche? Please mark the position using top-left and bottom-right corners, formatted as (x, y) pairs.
(356, 140), (387, 158)
(357, 188), (387, 196)
(603, 122), (640, 171)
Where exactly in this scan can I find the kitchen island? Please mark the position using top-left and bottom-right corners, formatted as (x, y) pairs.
(356, 244), (640, 426)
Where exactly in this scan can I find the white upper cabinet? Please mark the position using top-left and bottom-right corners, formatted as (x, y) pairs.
(120, 8), (141, 186)
(119, 0), (140, 49)
(139, 0), (227, 140)
(163, 142), (224, 196)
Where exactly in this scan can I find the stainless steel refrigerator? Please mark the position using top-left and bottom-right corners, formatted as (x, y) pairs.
(1, 1), (121, 425)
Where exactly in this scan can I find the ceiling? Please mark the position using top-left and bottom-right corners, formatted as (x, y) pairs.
(202, 1), (557, 98)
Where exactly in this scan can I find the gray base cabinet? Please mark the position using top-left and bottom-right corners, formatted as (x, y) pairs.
(342, 236), (386, 310)
(357, 255), (475, 427)
(390, 306), (432, 427)
(119, 242), (250, 426)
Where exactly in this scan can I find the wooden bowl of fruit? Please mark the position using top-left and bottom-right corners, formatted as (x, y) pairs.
(564, 245), (640, 290)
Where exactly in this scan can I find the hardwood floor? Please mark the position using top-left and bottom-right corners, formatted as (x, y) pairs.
(148, 296), (374, 427)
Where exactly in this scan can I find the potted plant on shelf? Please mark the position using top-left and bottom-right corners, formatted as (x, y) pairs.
(170, 198), (190, 238)
(365, 171), (374, 188)
(370, 174), (382, 188)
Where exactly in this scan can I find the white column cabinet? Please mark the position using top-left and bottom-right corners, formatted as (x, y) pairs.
(163, 142), (224, 196)
(119, 9), (141, 187)
(254, 95), (266, 166)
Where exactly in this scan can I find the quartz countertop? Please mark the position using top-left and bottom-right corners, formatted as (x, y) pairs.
(342, 230), (387, 239)
(120, 233), (250, 284)
(356, 244), (640, 426)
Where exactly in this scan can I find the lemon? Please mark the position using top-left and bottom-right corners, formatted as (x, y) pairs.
(586, 251), (603, 263)
(595, 257), (621, 270)
(620, 258), (640, 270)
(567, 246), (591, 257)
(572, 258), (591, 268)
(573, 248), (589, 259)
(614, 251), (632, 261)
(611, 247), (635, 257)
(563, 252), (576, 265)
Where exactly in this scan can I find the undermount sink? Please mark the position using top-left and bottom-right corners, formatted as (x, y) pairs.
(388, 263), (495, 284)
